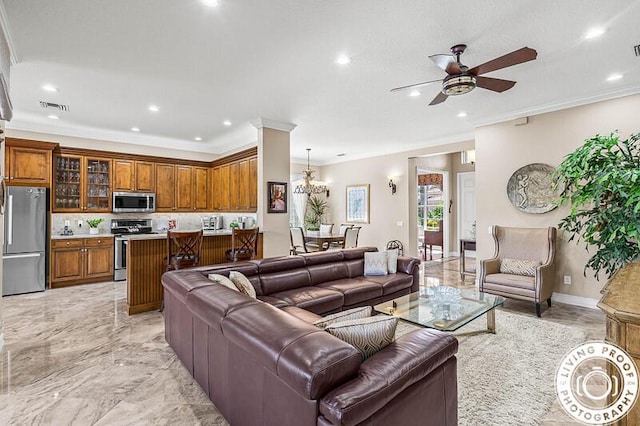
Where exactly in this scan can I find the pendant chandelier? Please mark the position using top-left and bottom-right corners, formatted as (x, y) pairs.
(294, 148), (329, 197)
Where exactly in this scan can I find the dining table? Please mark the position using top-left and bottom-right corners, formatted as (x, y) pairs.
(304, 232), (344, 251)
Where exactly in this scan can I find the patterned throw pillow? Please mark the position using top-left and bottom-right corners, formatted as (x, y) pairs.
(229, 271), (257, 298)
(386, 248), (399, 274)
(364, 252), (389, 276)
(208, 273), (239, 292)
(500, 258), (541, 277)
(325, 316), (399, 360)
(313, 306), (372, 329)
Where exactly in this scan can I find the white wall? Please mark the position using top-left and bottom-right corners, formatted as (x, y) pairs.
(475, 93), (640, 300)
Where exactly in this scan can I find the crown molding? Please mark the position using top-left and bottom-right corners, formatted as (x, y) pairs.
(0, 0), (18, 65)
(250, 117), (297, 132)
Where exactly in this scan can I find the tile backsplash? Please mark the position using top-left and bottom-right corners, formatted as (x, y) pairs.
(51, 212), (258, 236)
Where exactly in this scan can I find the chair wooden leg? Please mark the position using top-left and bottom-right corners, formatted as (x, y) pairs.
(535, 303), (541, 318)
(547, 298), (552, 307)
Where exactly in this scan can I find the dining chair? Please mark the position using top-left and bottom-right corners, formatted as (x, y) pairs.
(226, 227), (260, 262)
(343, 227), (360, 249)
(329, 224), (353, 249)
(290, 227), (314, 255)
(164, 229), (204, 271)
(320, 223), (334, 234)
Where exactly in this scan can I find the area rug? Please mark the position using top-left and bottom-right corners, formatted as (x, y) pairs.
(396, 310), (587, 426)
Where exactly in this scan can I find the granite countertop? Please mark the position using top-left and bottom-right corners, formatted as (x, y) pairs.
(124, 229), (235, 241)
(51, 233), (115, 240)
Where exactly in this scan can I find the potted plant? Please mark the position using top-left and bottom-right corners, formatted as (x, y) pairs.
(86, 218), (105, 235)
(304, 195), (328, 231)
(555, 132), (640, 278)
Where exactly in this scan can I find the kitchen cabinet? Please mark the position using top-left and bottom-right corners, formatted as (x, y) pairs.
(155, 163), (176, 211)
(211, 155), (257, 212)
(156, 164), (209, 212)
(249, 157), (258, 210)
(4, 139), (56, 187)
(53, 155), (111, 212)
(113, 160), (155, 192)
(194, 167), (209, 211)
(51, 237), (114, 287)
(175, 165), (194, 211)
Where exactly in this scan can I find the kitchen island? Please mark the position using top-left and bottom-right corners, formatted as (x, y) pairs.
(126, 230), (263, 314)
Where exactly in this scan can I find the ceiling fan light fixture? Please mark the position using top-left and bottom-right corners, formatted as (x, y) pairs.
(442, 74), (476, 96)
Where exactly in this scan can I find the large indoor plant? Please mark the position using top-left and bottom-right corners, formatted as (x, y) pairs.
(304, 195), (328, 231)
(555, 132), (640, 278)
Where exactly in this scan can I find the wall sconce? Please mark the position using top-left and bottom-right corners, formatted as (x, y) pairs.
(388, 178), (397, 195)
(461, 149), (476, 165)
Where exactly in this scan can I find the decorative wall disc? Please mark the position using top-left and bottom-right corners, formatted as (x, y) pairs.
(506, 163), (557, 214)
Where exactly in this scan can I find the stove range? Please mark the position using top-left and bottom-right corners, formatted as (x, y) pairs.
(112, 218), (154, 281)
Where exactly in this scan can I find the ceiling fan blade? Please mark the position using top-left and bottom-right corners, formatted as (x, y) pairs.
(476, 76), (517, 93)
(469, 47), (537, 76)
(429, 54), (461, 74)
(390, 79), (442, 93)
(429, 91), (448, 106)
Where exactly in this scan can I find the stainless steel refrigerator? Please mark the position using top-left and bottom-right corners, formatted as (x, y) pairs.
(2, 186), (47, 296)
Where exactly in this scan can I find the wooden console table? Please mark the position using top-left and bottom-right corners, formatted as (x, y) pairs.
(459, 239), (476, 280)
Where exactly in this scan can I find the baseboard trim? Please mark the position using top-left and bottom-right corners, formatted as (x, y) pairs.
(552, 292), (599, 309)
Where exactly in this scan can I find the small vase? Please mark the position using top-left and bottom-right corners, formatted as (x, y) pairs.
(89, 227), (99, 235)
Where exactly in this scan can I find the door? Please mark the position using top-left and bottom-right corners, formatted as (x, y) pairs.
(52, 247), (84, 282)
(85, 245), (113, 279)
(4, 186), (46, 254)
(135, 161), (155, 192)
(457, 172), (476, 241)
(2, 252), (45, 295)
(155, 164), (176, 210)
(113, 160), (135, 191)
(175, 165), (193, 210)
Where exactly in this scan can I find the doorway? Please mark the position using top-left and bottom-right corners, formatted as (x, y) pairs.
(417, 170), (447, 260)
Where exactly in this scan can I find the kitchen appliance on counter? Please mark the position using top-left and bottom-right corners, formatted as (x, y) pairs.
(201, 216), (223, 231)
(237, 216), (255, 229)
(112, 192), (156, 213)
(3, 186), (47, 296)
(112, 218), (154, 281)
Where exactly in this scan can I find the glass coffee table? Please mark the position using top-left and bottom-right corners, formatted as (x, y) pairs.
(374, 286), (506, 334)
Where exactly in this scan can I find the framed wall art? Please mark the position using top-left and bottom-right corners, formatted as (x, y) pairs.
(267, 182), (287, 213)
(346, 184), (370, 223)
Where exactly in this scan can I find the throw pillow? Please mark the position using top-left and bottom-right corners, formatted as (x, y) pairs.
(500, 258), (541, 277)
(325, 316), (399, 360)
(229, 271), (257, 298)
(313, 306), (372, 329)
(208, 273), (239, 292)
(386, 248), (399, 274)
(364, 252), (389, 276)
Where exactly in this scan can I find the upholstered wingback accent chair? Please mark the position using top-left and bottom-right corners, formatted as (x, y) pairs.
(479, 225), (557, 317)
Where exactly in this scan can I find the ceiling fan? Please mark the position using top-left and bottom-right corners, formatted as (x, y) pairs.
(391, 44), (537, 106)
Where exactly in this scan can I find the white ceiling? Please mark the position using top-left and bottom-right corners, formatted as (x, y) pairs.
(2, 0), (640, 164)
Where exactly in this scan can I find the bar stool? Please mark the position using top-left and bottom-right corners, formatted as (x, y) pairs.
(226, 228), (259, 262)
(164, 229), (204, 271)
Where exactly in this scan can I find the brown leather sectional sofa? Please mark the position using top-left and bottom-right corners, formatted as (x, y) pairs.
(161, 247), (458, 425)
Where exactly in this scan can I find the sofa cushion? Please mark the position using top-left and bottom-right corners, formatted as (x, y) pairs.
(317, 279), (383, 305)
(162, 270), (218, 303)
(260, 269), (312, 295)
(187, 284), (261, 330)
(229, 271), (256, 298)
(281, 306), (323, 323)
(208, 273), (239, 292)
(256, 255), (306, 274)
(195, 262), (262, 294)
(364, 252), (389, 276)
(269, 286), (344, 314)
(485, 272), (535, 290)
(342, 247), (378, 260)
(302, 250), (344, 266)
(307, 262), (350, 285)
(500, 258), (540, 277)
(325, 316), (399, 360)
(386, 249), (399, 274)
(313, 306), (372, 329)
(257, 295), (290, 308)
(353, 274), (413, 295)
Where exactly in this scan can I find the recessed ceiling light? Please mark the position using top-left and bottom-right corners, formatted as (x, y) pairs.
(409, 90), (421, 97)
(457, 112), (468, 118)
(194, 136), (202, 141)
(42, 84), (58, 92)
(48, 114), (59, 120)
(200, 0), (219, 6)
(336, 153), (346, 157)
(223, 120), (232, 126)
(584, 27), (606, 40)
(335, 55), (351, 65)
(607, 73), (623, 82)
(148, 105), (159, 112)
(131, 127), (140, 132)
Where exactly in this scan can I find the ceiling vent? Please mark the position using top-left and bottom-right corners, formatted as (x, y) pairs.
(635, 44), (640, 57)
(39, 101), (69, 111)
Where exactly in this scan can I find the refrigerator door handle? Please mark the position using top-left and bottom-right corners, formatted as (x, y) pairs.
(3, 253), (41, 259)
(7, 193), (13, 245)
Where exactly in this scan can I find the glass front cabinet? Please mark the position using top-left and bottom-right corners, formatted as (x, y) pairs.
(54, 155), (111, 212)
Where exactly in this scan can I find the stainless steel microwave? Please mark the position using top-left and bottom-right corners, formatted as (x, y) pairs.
(112, 192), (156, 213)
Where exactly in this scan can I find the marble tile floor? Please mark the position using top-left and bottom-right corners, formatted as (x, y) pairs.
(0, 258), (605, 425)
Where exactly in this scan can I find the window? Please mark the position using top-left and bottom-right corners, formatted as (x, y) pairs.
(418, 183), (443, 231)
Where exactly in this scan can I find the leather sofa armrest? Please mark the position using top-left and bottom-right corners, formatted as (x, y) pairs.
(397, 256), (421, 292)
(319, 329), (458, 426)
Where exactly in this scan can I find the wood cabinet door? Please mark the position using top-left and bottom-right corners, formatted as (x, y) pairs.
(84, 157), (111, 212)
(248, 157), (258, 210)
(237, 159), (250, 211)
(85, 244), (114, 279)
(175, 165), (194, 210)
(155, 164), (176, 211)
(113, 160), (135, 191)
(9, 147), (51, 186)
(211, 166), (221, 210)
(219, 164), (230, 211)
(228, 161), (240, 210)
(194, 167), (209, 211)
(52, 247), (84, 282)
(53, 155), (83, 212)
(135, 161), (155, 192)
